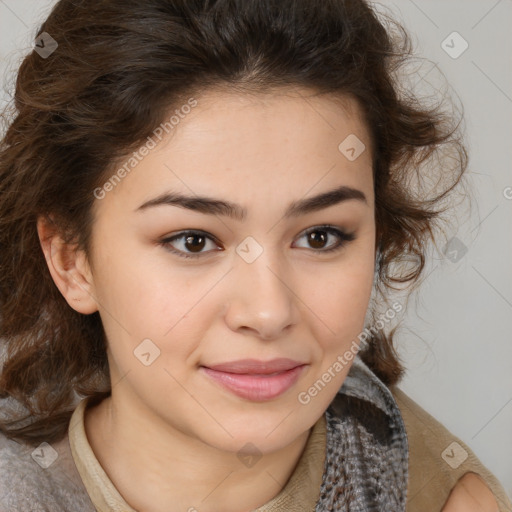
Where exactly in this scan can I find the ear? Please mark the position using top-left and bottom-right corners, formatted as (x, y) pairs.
(37, 216), (98, 315)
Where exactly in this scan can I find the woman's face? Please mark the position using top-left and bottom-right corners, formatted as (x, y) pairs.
(84, 87), (376, 454)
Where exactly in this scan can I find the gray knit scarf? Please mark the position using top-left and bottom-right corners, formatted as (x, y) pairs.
(315, 356), (409, 511)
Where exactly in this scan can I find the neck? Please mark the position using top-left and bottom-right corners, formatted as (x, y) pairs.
(84, 392), (312, 512)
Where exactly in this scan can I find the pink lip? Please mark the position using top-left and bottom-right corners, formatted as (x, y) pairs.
(200, 358), (307, 401)
(206, 358), (305, 374)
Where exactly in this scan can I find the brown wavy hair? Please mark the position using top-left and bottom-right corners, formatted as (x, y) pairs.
(0, 0), (468, 446)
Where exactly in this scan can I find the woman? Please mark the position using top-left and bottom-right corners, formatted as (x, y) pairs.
(0, 0), (510, 510)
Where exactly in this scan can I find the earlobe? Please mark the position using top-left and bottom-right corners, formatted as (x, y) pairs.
(37, 217), (98, 315)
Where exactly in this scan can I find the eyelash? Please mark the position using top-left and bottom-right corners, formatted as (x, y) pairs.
(159, 225), (356, 260)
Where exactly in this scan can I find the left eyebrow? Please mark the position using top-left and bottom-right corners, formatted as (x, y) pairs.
(135, 184), (368, 221)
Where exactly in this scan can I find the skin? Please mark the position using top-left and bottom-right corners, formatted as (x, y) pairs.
(37, 87), (499, 511)
(442, 473), (499, 511)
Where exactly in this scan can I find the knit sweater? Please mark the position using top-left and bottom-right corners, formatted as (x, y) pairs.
(0, 356), (510, 511)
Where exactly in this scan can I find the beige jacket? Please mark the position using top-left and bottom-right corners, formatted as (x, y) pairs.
(391, 386), (512, 511)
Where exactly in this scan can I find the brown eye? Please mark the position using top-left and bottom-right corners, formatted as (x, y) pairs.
(307, 230), (328, 249)
(161, 230), (220, 259)
(160, 225), (356, 260)
(294, 226), (356, 253)
(183, 234), (206, 252)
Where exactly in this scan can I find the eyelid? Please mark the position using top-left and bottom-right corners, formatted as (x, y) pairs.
(160, 225), (356, 260)
(296, 225), (356, 250)
(159, 230), (221, 259)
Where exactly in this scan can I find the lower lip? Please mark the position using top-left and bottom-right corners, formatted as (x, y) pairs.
(200, 365), (307, 401)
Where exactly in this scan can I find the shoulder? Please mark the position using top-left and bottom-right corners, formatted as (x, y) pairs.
(442, 472), (500, 511)
(389, 386), (511, 512)
(0, 429), (95, 512)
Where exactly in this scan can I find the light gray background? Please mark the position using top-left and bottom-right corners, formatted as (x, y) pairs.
(1, 0), (511, 499)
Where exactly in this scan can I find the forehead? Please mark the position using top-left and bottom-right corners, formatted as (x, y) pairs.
(94, 87), (374, 219)
(170, 86), (371, 156)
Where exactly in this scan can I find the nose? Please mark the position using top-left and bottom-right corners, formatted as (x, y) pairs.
(223, 248), (299, 341)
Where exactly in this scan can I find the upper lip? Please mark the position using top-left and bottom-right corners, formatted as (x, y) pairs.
(203, 358), (306, 374)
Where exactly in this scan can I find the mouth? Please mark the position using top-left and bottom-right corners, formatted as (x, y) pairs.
(200, 358), (308, 401)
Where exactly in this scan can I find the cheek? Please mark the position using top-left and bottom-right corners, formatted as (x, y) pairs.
(91, 245), (225, 373)
(310, 251), (375, 353)
(95, 265), (211, 345)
